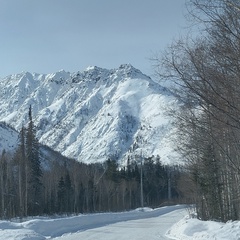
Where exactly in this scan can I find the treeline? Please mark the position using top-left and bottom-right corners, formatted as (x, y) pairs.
(0, 106), (187, 219)
(156, 0), (240, 222)
(42, 157), (182, 215)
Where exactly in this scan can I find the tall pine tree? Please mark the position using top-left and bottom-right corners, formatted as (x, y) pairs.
(26, 105), (42, 215)
(13, 126), (26, 218)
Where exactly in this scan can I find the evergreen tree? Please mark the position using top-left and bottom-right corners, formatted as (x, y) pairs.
(13, 126), (26, 217)
(57, 176), (66, 213)
(26, 105), (42, 215)
(0, 150), (6, 218)
(64, 173), (73, 213)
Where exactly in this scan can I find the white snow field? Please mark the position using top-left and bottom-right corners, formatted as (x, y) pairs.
(0, 205), (240, 240)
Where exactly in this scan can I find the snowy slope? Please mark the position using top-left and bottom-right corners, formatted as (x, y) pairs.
(0, 64), (179, 164)
(0, 122), (18, 154)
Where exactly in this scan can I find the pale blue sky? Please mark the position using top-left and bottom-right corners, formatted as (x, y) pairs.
(0, 0), (187, 77)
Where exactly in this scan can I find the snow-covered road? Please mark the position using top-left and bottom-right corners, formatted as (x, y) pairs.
(0, 205), (187, 240)
(2, 205), (240, 239)
(51, 207), (187, 240)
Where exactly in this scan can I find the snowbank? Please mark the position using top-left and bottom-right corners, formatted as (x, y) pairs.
(167, 215), (240, 240)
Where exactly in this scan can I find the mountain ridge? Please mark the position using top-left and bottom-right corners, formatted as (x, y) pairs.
(0, 64), (179, 165)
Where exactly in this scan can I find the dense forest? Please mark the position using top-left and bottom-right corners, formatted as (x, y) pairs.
(0, 106), (188, 219)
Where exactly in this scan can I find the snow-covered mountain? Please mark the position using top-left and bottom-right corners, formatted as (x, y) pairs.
(0, 64), (178, 164)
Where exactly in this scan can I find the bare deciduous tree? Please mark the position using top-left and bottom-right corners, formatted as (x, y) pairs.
(154, 0), (240, 221)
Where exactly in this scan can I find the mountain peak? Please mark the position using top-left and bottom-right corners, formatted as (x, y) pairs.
(85, 65), (102, 71)
(45, 70), (71, 84)
(118, 63), (135, 70)
(116, 64), (149, 80)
